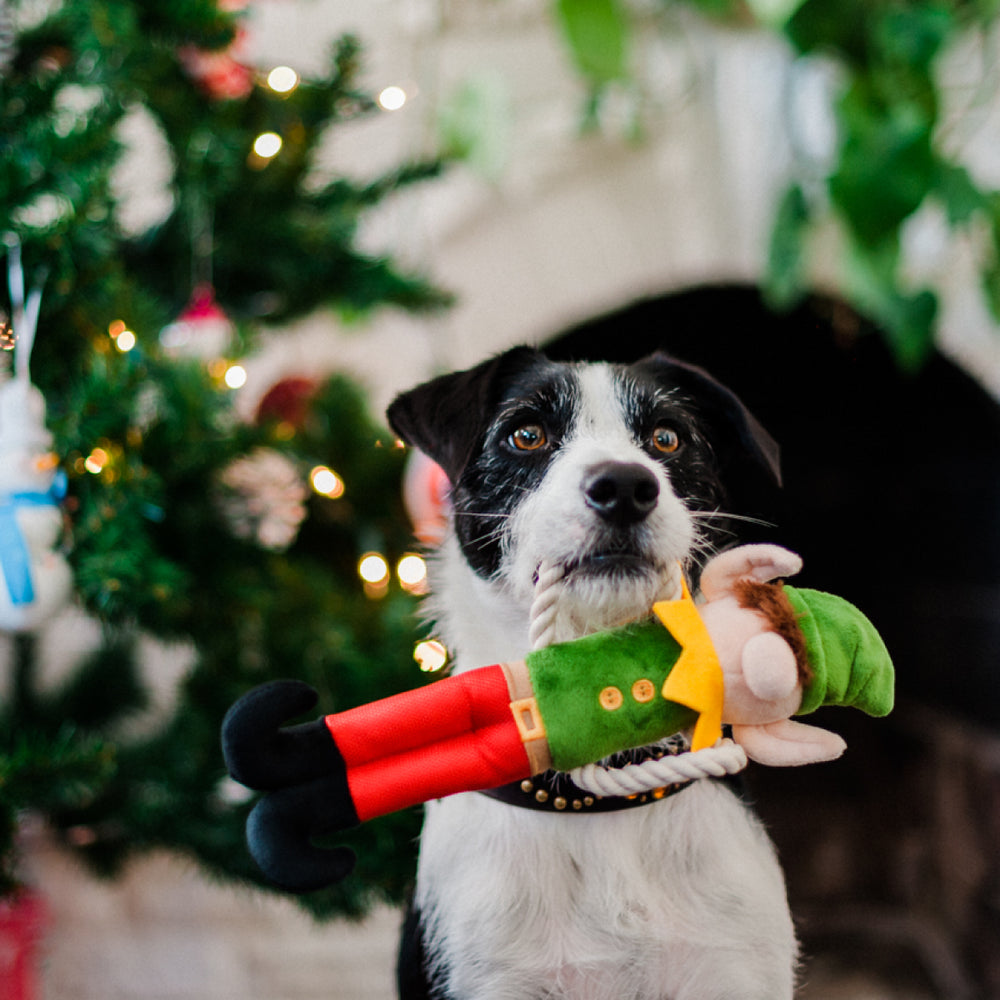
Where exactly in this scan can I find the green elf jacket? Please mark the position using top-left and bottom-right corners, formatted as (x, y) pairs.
(524, 585), (894, 774)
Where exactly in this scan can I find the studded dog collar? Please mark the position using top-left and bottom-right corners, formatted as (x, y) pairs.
(479, 743), (694, 813)
(480, 771), (693, 813)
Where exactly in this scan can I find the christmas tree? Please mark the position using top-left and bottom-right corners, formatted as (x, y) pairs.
(0, 0), (449, 919)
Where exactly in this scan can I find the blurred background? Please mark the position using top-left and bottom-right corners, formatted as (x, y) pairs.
(1, 1), (999, 997)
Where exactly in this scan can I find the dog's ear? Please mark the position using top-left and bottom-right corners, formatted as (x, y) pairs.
(636, 353), (782, 488)
(387, 346), (544, 482)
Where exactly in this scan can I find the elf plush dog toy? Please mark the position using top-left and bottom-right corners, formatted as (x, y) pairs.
(222, 544), (893, 893)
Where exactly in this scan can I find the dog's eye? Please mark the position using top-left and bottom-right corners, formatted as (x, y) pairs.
(651, 426), (681, 454)
(509, 425), (547, 452)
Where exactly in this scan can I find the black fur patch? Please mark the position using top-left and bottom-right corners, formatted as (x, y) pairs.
(396, 900), (437, 1000)
(449, 361), (580, 577)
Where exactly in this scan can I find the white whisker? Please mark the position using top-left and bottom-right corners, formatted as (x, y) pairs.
(688, 509), (776, 529)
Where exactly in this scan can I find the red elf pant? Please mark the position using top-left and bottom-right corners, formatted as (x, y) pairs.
(324, 665), (531, 822)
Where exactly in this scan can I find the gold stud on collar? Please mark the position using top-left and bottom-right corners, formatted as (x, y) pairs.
(490, 774), (687, 813)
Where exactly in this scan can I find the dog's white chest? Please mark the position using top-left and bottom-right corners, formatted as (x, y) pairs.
(413, 783), (796, 1000)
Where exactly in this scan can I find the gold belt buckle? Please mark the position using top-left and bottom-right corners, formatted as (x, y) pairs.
(510, 696), (546, 743)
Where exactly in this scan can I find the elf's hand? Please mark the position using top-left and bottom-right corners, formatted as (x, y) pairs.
(222, 680), (359, 893)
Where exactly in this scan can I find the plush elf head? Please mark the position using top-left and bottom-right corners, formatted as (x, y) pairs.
(695, 545), (894, 766)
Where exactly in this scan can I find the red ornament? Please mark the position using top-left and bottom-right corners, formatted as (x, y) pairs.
(254, 376), (320, 430)
(0, 890), (48, 1000)
(178, 3), (254, 102)
(179, 43), (254, 101)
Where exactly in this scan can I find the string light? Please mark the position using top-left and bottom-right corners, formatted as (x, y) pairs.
(115, 329), (136, 352)
(359, 551), (390, 599)
(224, 364), (247, 389)
(107, 320), (136, 352)
(267, 66), (299, 94)
(358, 552), (389, 585)
(84, 447), (109, 474)
(396, 553), (428, 594)
(377, 85), (407, 111)
(310, 465), (344, 498)
(414, 639), (449, 673)
(0, 318), (14, 351)
(252, 132), (283, 159)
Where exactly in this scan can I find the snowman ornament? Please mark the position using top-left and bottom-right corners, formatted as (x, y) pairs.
(0, 239), (72, 631)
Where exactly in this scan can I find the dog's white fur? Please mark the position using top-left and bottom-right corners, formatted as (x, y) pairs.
(413, 364), (797, 999)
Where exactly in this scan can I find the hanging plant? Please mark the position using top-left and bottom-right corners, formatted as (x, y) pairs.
(551, 0), (1000, 368)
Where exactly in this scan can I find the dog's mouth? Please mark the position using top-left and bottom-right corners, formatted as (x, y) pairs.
(564, 549), (655, 578)
(600, 733), (690, 769)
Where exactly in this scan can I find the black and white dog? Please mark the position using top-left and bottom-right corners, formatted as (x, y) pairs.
(386, 346), (797, 1000)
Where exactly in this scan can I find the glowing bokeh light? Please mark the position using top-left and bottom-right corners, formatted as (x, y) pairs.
(224, 364), (247, 389)
(310, 465), (345, 498)
(253, 132), (283, 159)
(358, 552), (390, 585)
(377, 85), (407, 111)
(114, 329), (136, 352)
(85, 447), (109, 474)
(414, 639), (449, 673)
(267, 66), (300, 93)
(397, 554), (427, 588)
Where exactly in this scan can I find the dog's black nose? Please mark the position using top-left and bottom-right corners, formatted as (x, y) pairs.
(582, 461), (660, 526)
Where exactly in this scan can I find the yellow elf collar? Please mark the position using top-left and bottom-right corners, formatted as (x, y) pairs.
(652, 575), (724, 751)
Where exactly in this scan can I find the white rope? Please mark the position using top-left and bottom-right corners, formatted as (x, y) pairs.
(528, 560), (565, 652)
(528, 559), (748, 797)
(569, 740), (747, 797)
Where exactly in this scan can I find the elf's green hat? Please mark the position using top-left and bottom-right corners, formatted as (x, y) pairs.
(785, 587), (895, 718)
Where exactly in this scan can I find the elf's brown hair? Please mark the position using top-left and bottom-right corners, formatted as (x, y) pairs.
(733, 579), (811, 685)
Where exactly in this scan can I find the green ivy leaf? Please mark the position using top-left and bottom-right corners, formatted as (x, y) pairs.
(934, 161), (991, 227)
(829, 87), (936, 247)
(981, 195), (1000, 322)
(437, 75), (512, 180)
(841, 235), (937, 369)
(784, 0), (869, 63)
(981, 258), (1000, 323)
(872, 3), (953, 72)
(554, 0), (630, 86)
(745, 0), (807, 28)
(886, 288), (938, 369)
(764, 183), (811, 309)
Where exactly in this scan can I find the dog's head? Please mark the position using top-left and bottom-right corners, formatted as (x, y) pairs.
(388, 346), (780, 642)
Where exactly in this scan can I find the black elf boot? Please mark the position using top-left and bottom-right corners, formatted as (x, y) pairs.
(222, 679), (360, 893)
